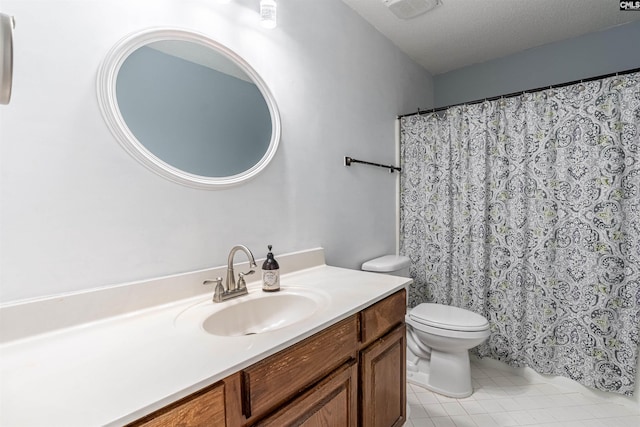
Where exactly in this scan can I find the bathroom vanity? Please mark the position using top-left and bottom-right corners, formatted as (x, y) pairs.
(0, 248), (411, 426)
(131, 289), (406, 426)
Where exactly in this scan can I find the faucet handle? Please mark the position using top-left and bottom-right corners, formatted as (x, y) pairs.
(203, 277), (223, 287)
(237, 270), (255, 290)
(204, 277), (225, 302)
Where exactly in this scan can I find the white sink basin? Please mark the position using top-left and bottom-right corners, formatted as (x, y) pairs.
(175, 286), (330, 337)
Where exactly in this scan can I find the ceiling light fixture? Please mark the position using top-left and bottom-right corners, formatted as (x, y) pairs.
(260, 0), (277, 29)
(384, 0), (441, 20)
(217, 0), (278, 30)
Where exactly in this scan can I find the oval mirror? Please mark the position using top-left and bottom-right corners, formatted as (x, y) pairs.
(97, 28), (281, 189)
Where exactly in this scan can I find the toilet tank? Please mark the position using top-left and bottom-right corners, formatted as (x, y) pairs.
(361, 255), (411, 277)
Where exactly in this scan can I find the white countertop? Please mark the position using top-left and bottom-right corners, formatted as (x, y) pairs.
(0, 249), (411, 426)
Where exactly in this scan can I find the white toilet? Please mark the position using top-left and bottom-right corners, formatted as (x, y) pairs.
(405, 303), (490, 398)
(362, 255), (490, 399)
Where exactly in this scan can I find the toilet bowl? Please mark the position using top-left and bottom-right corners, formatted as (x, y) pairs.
(406, 303), (490, 398)
(361, 255), (490, 399)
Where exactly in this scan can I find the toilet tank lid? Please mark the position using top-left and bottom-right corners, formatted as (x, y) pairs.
(361, 255), (410, 272)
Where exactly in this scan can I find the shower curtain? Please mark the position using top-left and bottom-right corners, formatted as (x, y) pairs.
(399, 72), (640, 395)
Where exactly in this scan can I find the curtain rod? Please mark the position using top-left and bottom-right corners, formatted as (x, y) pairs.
(397, 66), (640, 119)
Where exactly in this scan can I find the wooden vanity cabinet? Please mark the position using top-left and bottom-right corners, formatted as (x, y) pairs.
(130, 289), (406, 427)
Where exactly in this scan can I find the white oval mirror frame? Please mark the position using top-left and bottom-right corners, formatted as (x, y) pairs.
(0, 13), (15, 105)
(96, 28), (281, 189)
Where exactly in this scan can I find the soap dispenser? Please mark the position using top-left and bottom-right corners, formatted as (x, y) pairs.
(262, 244), (280, 292)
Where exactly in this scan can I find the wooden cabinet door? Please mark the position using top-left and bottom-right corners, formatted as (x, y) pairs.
(127, 381), (226, 427)
(253, 360), (358, 427)
(360, 325), (406, 427)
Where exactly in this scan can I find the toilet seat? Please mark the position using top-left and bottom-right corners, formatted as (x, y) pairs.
(409, 303), (489, 332)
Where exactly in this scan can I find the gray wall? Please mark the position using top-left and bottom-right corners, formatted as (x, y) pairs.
(0, 0), (434, 303)
(434, 21), (640, 108)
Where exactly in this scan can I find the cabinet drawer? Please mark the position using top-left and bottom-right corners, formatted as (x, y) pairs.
(359, 289), (406, 347)
(128, 381), (226, 427)
(241, 315), (358, 419)
(253, 360), (358, 427)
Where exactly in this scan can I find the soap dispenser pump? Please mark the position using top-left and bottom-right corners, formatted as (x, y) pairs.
(262, 244), (280, 292)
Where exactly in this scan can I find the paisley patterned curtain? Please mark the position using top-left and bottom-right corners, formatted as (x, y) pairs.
(399, 72), (640, 395)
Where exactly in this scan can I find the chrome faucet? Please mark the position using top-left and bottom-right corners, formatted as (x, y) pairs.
(204, 245), (257, 303)
(226, 245), (257, 291)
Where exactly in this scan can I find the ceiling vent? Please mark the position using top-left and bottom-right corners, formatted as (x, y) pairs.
(383, 0), (441, 19)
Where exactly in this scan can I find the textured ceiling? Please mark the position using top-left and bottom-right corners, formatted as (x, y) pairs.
(341, 0), (640, 75)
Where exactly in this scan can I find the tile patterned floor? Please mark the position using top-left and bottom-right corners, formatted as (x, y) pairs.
(405, 361), (640, 427)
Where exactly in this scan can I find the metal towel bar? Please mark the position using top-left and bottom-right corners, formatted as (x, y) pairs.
(344, 156), (401, 173)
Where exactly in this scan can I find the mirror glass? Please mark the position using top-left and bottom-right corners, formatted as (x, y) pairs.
(97, 29), (281, 189)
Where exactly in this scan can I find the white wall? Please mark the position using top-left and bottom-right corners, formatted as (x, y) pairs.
(0, 0), (434, 303)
